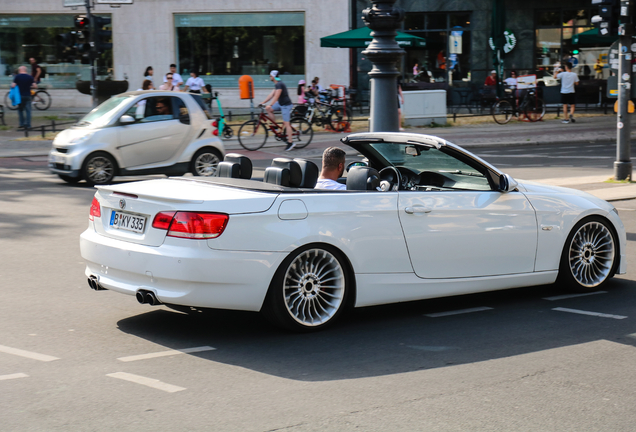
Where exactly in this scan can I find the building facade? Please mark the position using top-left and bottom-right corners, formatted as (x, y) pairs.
(0, 0), (350, 107)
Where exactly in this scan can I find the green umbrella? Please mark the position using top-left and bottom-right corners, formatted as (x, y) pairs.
(320, 27), (426, 48)
(573, 28), (617, 45)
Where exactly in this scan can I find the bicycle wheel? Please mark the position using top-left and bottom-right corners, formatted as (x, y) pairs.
(33, 91), (51, 110)
(290, 118), (313, 149)
(524, 97), (545, 122)
(492, 100), (513, 124)
(4, 92), (18, 110)
(329, 106), (352, 132)
(238, 120), (268, 151)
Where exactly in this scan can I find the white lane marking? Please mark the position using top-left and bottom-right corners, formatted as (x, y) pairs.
(107, 372), (186, 393)
(0, 345), (60, 362)
(553, 307), (627, 320)
(425, 307), (493, 317)
(117, 346), (216, 362)
(407, 345), (461, 352)
(543, 291), (607, 301)
(0, 373), (28, 381)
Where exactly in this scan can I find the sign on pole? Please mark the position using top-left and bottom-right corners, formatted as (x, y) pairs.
(63, 0), (86, 6)
(95, 0), (133, 3)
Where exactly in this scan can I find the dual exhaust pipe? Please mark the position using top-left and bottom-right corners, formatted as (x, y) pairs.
(87, 275), (160, 306)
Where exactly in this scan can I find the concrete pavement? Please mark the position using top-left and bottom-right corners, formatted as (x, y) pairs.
(1, 107), (633, 202)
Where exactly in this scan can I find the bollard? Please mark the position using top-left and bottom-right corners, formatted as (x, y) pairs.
(52, 120), (56, 132)
(41, 125), (45, 138)
(228, 110), (232, 121)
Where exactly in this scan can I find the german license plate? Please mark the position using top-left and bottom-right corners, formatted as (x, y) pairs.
(110, 210), (146, 234)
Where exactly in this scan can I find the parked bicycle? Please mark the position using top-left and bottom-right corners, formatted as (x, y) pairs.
(4, 87), (51, 111)
(491, 86), (545, 124)
(291, 96), (351, 132)
(238, 105), (313, 151)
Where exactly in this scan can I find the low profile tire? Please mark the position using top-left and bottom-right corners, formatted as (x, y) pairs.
(82, 152), (117, 186)
(191, 147), (222, 177)
(263, 245), (352, 332)
(58, 174), (81, 184)
(557, 216), (618, 292)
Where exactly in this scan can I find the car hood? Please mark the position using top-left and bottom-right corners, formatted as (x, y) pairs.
(517, 179), (615, 213)
(52, 127), (95, 147)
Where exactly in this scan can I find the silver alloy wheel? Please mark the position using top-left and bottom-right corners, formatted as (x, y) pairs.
(86, 155), (114, 184)
(194, 152), (220, 176)
(283, 248), (346, 327)
(568, 221), (615, 288)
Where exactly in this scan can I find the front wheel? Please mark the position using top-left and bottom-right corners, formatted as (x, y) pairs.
(524, 97), (545, 122)
(191, 147), (222, 177)
(329, 106), (352, 132)
(222, 125), (233, 139)
(4, 92), (18, 110)
(290, 118), (313, 149)
(33, 91), (51, 110)
(82, 152), (117, 185)
(557, 216), (618, 292)
(238, 120), (268, 151)
(263, 246), (351, 332)
(492, 100), (513, 124)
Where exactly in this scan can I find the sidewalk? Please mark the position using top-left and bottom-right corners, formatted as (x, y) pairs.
(1, 107), (634, 202)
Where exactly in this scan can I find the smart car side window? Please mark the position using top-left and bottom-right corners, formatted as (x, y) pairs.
(139, 97), (175, 123)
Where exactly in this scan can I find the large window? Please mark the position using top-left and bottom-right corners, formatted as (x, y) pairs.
(0, 14), (112, 89)
(175, 13), (305, 88)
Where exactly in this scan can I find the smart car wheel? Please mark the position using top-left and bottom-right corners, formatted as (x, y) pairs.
(191, 148), (222, 177)
(558, 216), (618, 292)
(264, 246), (350, 332)
(82, 152), (116, 186)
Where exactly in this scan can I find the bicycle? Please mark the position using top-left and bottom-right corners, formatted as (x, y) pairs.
(4, 87), (51, 111)
(491, 86), (545, 124)
(238, 105), (313, 151)
(291, 95), (351, 132)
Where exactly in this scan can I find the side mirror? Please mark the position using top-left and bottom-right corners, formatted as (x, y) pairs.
(346, 161), (368, 172)
(499, 173), (518, 193)
(119, 115), (135, 124)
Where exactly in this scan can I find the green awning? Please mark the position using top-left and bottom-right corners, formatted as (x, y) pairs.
(320, 27), (426, 48)
(573, 28), (617, 45)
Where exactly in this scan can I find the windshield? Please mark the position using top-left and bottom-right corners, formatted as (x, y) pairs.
(370, 143), (483, 175)
(77, 96), (132, 127)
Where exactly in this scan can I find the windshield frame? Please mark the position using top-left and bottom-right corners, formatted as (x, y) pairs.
(76, 95), (136, 128)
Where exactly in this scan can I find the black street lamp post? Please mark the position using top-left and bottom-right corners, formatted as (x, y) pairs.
(361, 0), (405, 132)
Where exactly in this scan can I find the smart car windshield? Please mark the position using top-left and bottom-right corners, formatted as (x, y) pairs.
(77, 96), (132, 128)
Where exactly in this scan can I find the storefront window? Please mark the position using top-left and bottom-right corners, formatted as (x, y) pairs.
(175, 13), (305, 88)
(0, 14), (112, 89)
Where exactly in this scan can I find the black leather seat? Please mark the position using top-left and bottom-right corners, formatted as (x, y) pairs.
(293, 158), (319, 188)
(216, 153), (253, 179)
(346, 166), (381, 191)
(263, 158), (302, 187)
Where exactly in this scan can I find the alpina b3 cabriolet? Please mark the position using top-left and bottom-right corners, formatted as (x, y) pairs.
(80, 132), (626, 331)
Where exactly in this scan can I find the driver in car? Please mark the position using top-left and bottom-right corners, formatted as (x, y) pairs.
(315, 147), (347, 190)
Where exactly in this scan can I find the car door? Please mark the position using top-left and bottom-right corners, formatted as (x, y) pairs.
(117, 96), (190, 168)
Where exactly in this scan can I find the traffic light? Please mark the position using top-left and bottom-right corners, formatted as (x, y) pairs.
(93, 16), (112, 54)
(56, 31), (77, 48)
(74, 15), (91, 53)
(591, 0), (619, 36)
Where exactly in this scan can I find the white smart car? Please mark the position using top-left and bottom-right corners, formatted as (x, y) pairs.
(80, 132), (627, 331)
(49, 91), (225, 185)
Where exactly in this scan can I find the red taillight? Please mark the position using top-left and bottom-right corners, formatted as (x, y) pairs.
(212, 129), (219, 136)
(151, 212), (228, 239)
(212, 119), (219, 136)
(212, 120), (218, 127)
(89, 197), (101, 221)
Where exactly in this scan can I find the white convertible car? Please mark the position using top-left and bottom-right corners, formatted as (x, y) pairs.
(80, 132), (627, 331)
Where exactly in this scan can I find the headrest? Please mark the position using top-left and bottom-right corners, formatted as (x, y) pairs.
(346, 166), (381, 191)
(223, 153), (252, 179)
(271, 158), (302, 187)
(263, 166), (290, 186)
(217, 161), (240, 178)
(293, 158), (319, 188)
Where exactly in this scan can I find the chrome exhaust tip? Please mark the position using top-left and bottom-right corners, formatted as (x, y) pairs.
(88, 275), (106, 291)
(136, 291), (147, 304)
(145, 292), (160, 306)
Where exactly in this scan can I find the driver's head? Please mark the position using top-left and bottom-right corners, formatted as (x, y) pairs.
(321, 146), (346, 179)
(156, 98), (170, 115)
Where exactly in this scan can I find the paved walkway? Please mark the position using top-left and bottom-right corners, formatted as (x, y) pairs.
(1, 107), (633, 202)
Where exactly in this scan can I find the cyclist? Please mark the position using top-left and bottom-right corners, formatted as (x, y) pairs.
(262, 70), (294, 151)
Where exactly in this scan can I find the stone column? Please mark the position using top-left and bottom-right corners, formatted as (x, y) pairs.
(361, 0), (405, 132)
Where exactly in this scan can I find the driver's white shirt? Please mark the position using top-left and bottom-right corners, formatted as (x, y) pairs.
(315, 178), (346, 190)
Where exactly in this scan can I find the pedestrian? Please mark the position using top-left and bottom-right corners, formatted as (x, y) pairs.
(504, 70), (517, 89)
(183, 71), (206, 93)
(144, 66), (153, 82)
(159, 73), (180, 91)
(163, 64), (183, 90)
(297, 79), (306, 104)
(11, 65), (35, 130)
(413, 62), (419, 77)
(554, 62), (579, 124)
(398, 76), (405, 131)
(484, 70), (496, 86)
(261, 70), (294, 151)
(29, 57), (42, 84)
(138, 79), (154, 91)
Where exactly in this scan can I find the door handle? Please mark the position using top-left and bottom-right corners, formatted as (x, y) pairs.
(405, 206), (432, 214)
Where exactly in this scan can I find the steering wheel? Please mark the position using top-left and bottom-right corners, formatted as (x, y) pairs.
(378, 166), (402, 191)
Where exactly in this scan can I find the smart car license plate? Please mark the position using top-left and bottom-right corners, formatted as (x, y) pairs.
(110, 211), (146, 234)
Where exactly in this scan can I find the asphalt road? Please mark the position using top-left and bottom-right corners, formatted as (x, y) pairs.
(1, 145), (635, 431)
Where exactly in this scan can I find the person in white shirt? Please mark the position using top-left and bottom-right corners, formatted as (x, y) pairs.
(315, 146), (347, 190)
(163, 64), (183, 89)
(183, 71), (207, 93)
(504, 70), (517, 89)
(554, 62), (579, 124)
